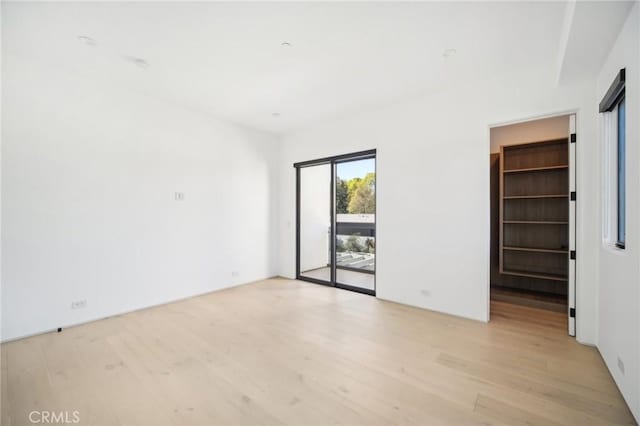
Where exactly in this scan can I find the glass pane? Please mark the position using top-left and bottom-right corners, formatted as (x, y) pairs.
(617, 97), (626, 246)
(299, 164), (332, 282)
(335, 158), (375, 291)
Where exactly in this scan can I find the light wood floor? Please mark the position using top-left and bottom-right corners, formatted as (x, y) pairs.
(491, 287), (567, 313)
(1, 278), (635, 426)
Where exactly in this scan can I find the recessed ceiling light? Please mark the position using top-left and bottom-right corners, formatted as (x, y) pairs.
(281, 42), (291, 47)
(272, 112), (281, 117)
(442, 48), (457, 58)
(123, 56), (150, 70)
(77, 35), (96, 47)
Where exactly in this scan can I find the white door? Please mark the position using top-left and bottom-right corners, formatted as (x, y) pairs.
(568, 114), (577, 336)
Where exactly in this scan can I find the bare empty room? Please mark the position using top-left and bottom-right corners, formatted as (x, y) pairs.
(1, 1), (639, 425)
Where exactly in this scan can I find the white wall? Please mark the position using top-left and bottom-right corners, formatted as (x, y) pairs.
(279, 66), (600, 344)
(299, 164), (330, 272)
(490, 115), (570, 153)
(1, 54), (280, 342)
(596, 3), (639, 420)
(0, 3), (4, 346)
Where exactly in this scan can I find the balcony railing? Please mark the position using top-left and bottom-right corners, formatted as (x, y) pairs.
(334, 214), (375, 273)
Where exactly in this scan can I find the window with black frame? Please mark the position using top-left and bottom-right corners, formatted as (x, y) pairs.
(600, 68), (626, 249)
(616, 95), (626, 248)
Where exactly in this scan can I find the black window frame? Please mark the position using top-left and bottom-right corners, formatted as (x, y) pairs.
(616, 96), (626, 249)
(599, 68), (626, 249)
(294, 149), (377, 296)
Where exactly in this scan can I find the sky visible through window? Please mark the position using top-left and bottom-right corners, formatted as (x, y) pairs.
(337, 158), (375, 180)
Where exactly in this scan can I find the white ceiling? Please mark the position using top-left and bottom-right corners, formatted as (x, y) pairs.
(557, 1), (635, 85)
(1, 1), (629, 134)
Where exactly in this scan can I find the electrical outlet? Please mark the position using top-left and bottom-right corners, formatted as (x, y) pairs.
(617, 356), (625, 375)
(71, 299), (87, 310)
(421, 289), (431, 297)
(232, 271), (240, 277)
(174, 192), (185, 201)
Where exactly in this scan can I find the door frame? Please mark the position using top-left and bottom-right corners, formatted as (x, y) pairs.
(294, 149), (377, 296)
(487, 111), (577, 337)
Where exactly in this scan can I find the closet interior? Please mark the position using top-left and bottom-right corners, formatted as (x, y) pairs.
(490, 117), (571, 313)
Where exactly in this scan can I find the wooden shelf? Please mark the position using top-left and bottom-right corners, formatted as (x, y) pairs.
(503, 165), (568, 173)
(503, 220), (568, 225)
(503, 246), (568, 254)
(503, 194), (568, 199)
(501, 269), (568, 282)
(499, 139), (570, 290)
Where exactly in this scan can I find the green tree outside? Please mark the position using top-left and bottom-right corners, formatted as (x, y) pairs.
(336, 179), (349, 214)
(348, 172), (375, 214)
(335, 173), (375, 214)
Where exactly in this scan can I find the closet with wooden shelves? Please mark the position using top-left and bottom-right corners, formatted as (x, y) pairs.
(499, 138), (569, 288)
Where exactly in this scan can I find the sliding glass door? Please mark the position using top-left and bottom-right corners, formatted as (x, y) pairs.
(296, 150), (376, 295)
(299, 163), (333, 284)
(335, 158), (375, 291)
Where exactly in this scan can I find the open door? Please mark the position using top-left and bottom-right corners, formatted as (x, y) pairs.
(489, 113), (577, 337)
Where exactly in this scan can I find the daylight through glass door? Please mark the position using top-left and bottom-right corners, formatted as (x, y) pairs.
(298, 163), (333, 284)
(295, 150), (376, 295)
(334, 158), (376, 291)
